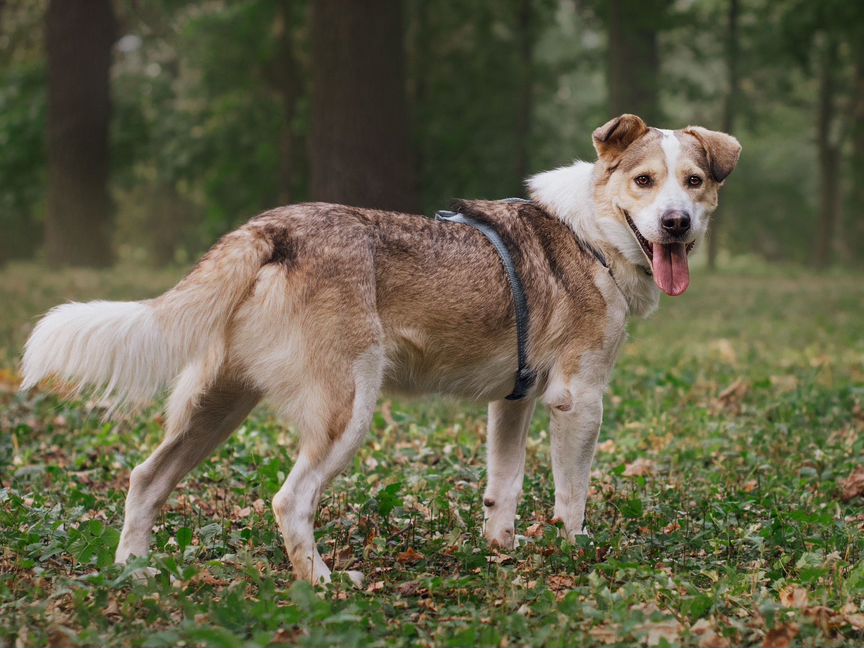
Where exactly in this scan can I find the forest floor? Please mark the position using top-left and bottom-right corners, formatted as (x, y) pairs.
(1, 261), (864, 647)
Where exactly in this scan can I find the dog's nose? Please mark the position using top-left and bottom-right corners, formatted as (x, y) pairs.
(661, 210), (691, 237)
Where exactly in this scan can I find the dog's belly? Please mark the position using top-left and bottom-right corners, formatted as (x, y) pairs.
(381, 326), (517, 401)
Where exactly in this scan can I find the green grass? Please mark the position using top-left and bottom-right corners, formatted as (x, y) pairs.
(2, 261), (864, 647)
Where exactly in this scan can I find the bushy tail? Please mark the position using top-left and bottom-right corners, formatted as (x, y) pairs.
(21, 226), (273, 411)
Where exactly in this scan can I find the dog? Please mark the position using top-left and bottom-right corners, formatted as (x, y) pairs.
(21, 114), (740, 586)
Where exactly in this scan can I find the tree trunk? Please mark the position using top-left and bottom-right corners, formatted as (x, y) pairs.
(707, 0), (740, 271)
(44, 0), (116, 267)
(515, 0), (535, 188)
(274, 0), (305, 205)
(813, 39), (840, 269)
(606, 0), (664, 124)
(848, 42), (864, 266)
(308, 0), (418, 213)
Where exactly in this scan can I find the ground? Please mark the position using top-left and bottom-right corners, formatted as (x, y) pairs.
(1, 261), (863, 647)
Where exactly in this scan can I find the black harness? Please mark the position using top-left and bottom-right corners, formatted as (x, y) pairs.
(435, 198), (537, 400)
(436, 198), (617, 401)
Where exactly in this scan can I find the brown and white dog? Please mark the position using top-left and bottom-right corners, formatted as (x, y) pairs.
(21, 114), (740, 586)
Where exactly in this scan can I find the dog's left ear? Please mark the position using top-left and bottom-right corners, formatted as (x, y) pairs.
(683, 126), (742, 183)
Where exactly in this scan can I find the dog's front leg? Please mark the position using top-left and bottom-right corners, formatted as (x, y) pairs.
(549, 388), (603, 539)
(483, 398), (536, 548)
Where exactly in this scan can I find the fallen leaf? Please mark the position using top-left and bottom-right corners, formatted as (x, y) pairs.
(708, 338), (738, 365)
(623, 458), (655, 477)
(840, 466), (864, 501)
(663, 520), (681, 534)
(589, 624), (620, 645)
(845, 613), (864, 630)
(762, 624), (798, 648)
(397, 547), (424, 565)
(714, 378), (749, 414)
(365, 580), (385, 593)
(779, 584), (808, 608)
(525, 522), (545, 538)
(698, 630), (731, 648)
(597, 439), (616, 453)
(547, 575), (575, 592)
(769, 374), (798, 393)
(640, 619), (682, 647)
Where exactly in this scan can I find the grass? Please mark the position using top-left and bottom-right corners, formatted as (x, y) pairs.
(1, 261), (864, 647)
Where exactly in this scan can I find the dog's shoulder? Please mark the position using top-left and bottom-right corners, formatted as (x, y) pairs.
(452, 199), (605, 295)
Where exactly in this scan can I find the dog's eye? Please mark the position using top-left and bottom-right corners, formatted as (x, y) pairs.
(687, 175), (703, 188)
(634, 175), (652, 188)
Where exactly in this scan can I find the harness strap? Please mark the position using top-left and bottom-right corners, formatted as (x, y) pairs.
(435, 208), (536, 401)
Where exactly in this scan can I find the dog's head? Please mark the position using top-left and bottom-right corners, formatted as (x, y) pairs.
(593, 114), (741, 296)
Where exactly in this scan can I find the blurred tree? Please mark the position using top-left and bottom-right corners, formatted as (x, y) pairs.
(813, 37), (839, 269)
(44, 0), (116, 266)
(850, 44), (864, 266)
(309, 0), (417, 212)
(0, 1), (45, 266)
(272, 0), (305, 204)
(515, 0), (537, 183)
(707, 0), (740, 271)
(605, 0), (666, 124)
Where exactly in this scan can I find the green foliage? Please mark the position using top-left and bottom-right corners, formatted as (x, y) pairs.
(1, 264), (863, 645)
(1, 0), (862, 265)
(0, 62), (45, 264)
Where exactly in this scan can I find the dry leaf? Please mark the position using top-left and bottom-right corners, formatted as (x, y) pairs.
(845, 613), (864, 630)
(396, 547), (424, 565)
(547, 575), (575, 592)
(699, 630), (731, 648)
(365, 580), (385, 593)
(597, 439), (616, 453)
(589, 624), (620, 645)
(779, 584), (808, 608)
(769, 374), (798, 393)
(691, 618), (731, 647)
(762, 624), (798, 648)
(623, 457), (656, 477)
(840, 466), (864, 501)
(640, 619), (682, 647)
(714, 378), (750, 414)
(525, 522), (545, 538)
(708, 338), (738, 365)
(663, 521), (681, 534)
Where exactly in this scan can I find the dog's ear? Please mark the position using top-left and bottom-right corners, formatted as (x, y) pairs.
(592, 114), (649, 160)
(683, 126), (742, 182)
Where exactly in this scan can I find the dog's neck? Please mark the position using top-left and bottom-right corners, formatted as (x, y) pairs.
(527, 161), (660, 318)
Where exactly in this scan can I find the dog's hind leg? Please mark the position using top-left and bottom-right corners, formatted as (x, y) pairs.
(115, 376), (260, 563)
(483, 398), (536, 548)
(271, 348), (383, 587)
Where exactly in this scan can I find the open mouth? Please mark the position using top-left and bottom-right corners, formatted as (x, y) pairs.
(622, 209), (695, 297)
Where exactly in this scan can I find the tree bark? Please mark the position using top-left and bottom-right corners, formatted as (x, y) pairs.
(813, 39), (840, 269)
(848, 42), (864, 266)
(274, 0), (305, 204)
(44, 0), (116, 267)
(308, 0), (418, 213)
(606, 0), (664, 125)
(515, 0), (535, 187)
(707, 0), (740, 271)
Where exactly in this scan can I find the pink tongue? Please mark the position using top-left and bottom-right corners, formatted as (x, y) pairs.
(651, 242), (690, 296)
